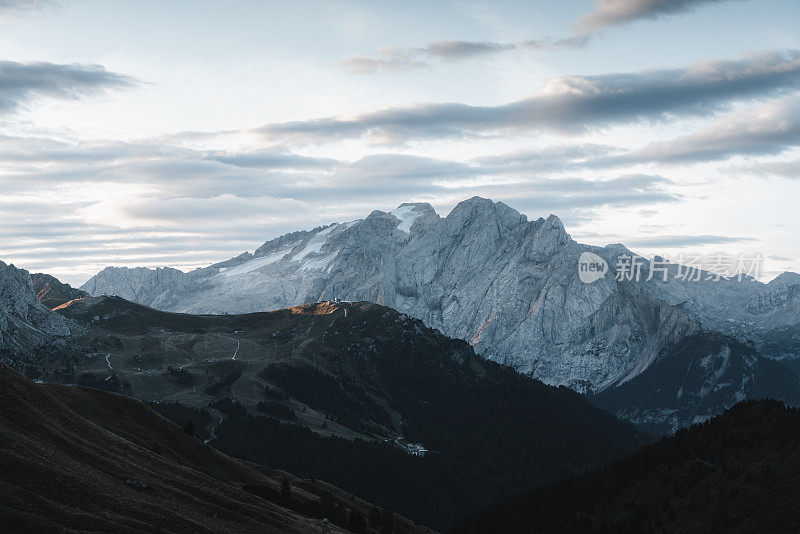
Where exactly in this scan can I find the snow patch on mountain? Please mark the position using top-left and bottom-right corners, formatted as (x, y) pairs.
(292, 225), (336, 262)
(221, 247), (291, 277)
(391, 204), (424, 233)
(300, 252), (338, 272)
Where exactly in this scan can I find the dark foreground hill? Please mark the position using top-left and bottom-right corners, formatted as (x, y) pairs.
(0, 365), (427, 533)
(450, 399), (800, 534)
(50, 296), (644, 529)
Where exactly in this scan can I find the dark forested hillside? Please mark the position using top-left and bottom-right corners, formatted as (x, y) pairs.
(592, 331), (800, 435)
(54, 297), (642, 530)
(451, 399), (800, 534)
(211, 374), (643, 530)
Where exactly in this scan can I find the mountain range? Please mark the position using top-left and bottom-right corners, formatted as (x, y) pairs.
(75, 197), (800, 432)
(80, 197), (800, 393)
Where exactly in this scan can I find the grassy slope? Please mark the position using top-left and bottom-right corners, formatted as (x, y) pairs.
(0, 365), (428, 534)
(54, 297), (382, 439)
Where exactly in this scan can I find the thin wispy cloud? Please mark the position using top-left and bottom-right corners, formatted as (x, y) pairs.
(630, 97), (800, 163)
(576, 0), (742, 32)
(336, 47), (431, 75)
(337, 37), (588, 74)
(520, 36), (592, 51)
(625, 234), (758, 247)
(474, 144), (617, 172)
(0, 61), (136, 114)
(737, 159), (800, 179)
(586, 96), (800, 167)
(203, 149), (337, 170)
(423, 40), (514, 60)
(495, 174), (679, 211)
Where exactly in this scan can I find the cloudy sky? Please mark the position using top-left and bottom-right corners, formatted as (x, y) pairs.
(1, 0), (798, 285)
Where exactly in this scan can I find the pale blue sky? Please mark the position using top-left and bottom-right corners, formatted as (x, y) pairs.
(0, 0), (799, 284)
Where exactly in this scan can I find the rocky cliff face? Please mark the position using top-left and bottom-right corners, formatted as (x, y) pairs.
(80, 266), (188, 306)
(78, 197), (797, 392)
(0, 261), (71, 370)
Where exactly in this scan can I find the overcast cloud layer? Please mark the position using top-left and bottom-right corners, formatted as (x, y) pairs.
(0, 0), (798, 285)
